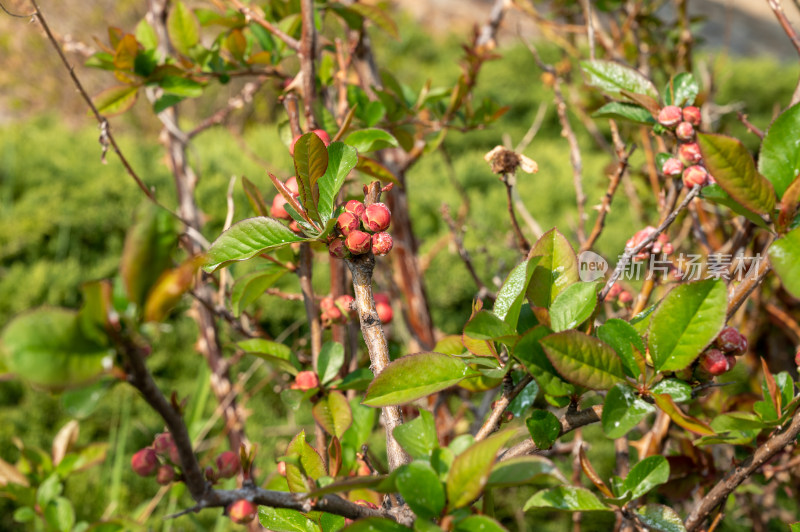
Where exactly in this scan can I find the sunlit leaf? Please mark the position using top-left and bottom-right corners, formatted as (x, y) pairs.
(204, 217), (308, 272)
(526, 229), (579, 309)
(524, 486), (610, 512)
(769, 226), (800, 298)
(758, 101), (800, 198)
(167, 1), (200, 55)
(580, 60), (659, 101)
(313, 391), (352, 439)
(541, 331), (625, 390)
(601, 383), (654, 438)
(446, 431), (513, 510)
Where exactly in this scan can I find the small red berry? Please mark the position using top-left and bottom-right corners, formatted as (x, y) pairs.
(328, 238), (349, 259)
(337, 212), (360, 236)
(216, 451), (241, 479)
(376, 301), (393, 324)
(374, 293), (390, 306)
(607, 283), (622, 299)
(662, 157), (684, 177)
(675, 121), (695, 141)
(682, 165), (709, 188)
(344, 200), (366, 218)
(361, 203), (391, 232)
(156, 465), (175, 485)
(335, 295), (356, 318)
(345, 230), (372, 254)
(657, 105), (683, 127)
(131, 448), (158, 477)
(271, 194), (290, 220)
(699, 348), (730, 376)
(153, 432), (180, 465)
(291, 371), (320, 391)
(682, 106), (701, 126)
(716, 327), (748, 355)
(228, 499), (257, 524)
(618, 291), (633, 304)
(371, 232), (393, 256)
(277, 461), (287, 476)
(679, 142), (703, 165)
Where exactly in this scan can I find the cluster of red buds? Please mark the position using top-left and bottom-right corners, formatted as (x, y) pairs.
(131, 432), (180, 485)
(680, 326), (749, 381)
(625, 226), (674, 261)
(657, 105), (714, 188)
(320, 294), (356, 326)
(329, 200), (393, 258)
(606, 283), (633, 305)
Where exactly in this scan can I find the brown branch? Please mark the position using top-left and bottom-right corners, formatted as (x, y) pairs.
(475, 375), (533, 441)
(684, 407), (800, 531)
(767, 0), (800, 106)
(228, 0), (300, 52)
(581, 144), (635, 253)
(299, 0), (318, 129)
(501, 405), (603, 460)
(727, 251), (772, 319)
(503, 173), (531, 254)
(736, 112), (765, 139)
(599, 186), (701, 302)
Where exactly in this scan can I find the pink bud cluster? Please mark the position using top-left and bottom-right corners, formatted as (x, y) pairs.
(328, 200), (393, 259)
(606, 283), (633, 305)
(625, 226), (674, 261)
(692, 326), (749, 381)
(131, 432), (242, 487)
(657, 105), (714, 189)
(320, 294), (356, 326)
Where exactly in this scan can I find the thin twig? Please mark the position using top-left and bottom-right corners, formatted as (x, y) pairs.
(501, 405), (603, 460)
(475, 375), (533, 440)
(599, 186), (701, 302)
(766, 0), (800, 105)
(299, 0), (318, 129)
(228, 0), (300, 51)
(441, 204), (495, 301)
(736, 112), (765, 139)
(503, 174), (531, 254)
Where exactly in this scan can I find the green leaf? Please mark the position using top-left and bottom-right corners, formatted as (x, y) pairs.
(61, 379), (111, 419)
(541, 331), (626, 390)
(487, 456), (565, 488)
(601, 383), (655, 438)
(285, 430), (326, 492)
(507, 376), (539, 417)
(204, 217), (308, 272)
(710, 412), (769, 433)
(549, 281), (599, 332)
(341, 399), (377, 462)
(237, 338), (298, 375)
(318, 342), (345, 385)
(697, 133), (776, 215)
(463, 310), (518, 344)
(313, 391), (352, 439)
(769, 227), (800, 298)
(664, 72), (699, 107)
(396, 461), (445, 519)
(12, 507), (36, 523)
(596, 319), (645, 380)
(527, 229), (579, 308)
(317, 142), (358, 222)
(293, 133), (329, 224)
(1, 308), (111, 391)
(700, 184), (771, 230)
(135, 19), (158, 49)
(591, 102), (654, 125)
(230, 265), (288, 317)
(758, 101), (800, 199)
(623, 456), (669, 499)
(342, 518), (412, 532)
(44, 497), (75, 532)
(142, 255), (203, 322)
(393, 409), (437, 459)
(493, 258), (539, 328)
(446, 431), (513, 510)
(93, 85), (139, 116)
(524, 486), (610, 512)
(650, 379), (692, 403)
(354, 155), (401, 186)
(652, 394), (714, 435)
(647, 278), (727, 371)
(513, 327), (574, 397)
(363, 353), (473, 407)
(453, 516), (508, 532)
(258, 507), (319, 532)
(636, 504), (687, 532)
(337, 368), (374, 391)
(158, 76), (204, 97)
(580, 60), (658, 101)
(345, 128), (399, 153)
(526, 410), (561, 450)
(167, 1), (200, 55)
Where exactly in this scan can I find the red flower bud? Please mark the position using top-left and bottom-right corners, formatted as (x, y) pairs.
(344, 200), (366, 218)
(228, 499), (257, 524)
(335, 295), (356, 318)
(796, 350), (800, 367)
(371, 232), (393, 256)
(291, 371), (319, 391)
(679, 142), (703, 165)
(658, 105), (683, 127)
(289, 220), (301, 233)
(699, 348), (730, 376)
(153, 432), (180, 465)
(682, 165), (709, 188)
(328, 238), (349, 259)
(285, 176), (299, 196)
(322, 305), (343, 324)
(618, 291), (633, 304)
(716, 327), (748, 355)
(607, 283), (622, 299)
(290, 134), (302, 156)
(345, 230), (372, 254)
(376, 301), (393, 324)
(271, 194), (291, 220)
(361, 203), (391, 232)
(682, 106), (701, 126)
(337, 212), (360, 236)
(662, 157), (684, 177)
(651, 233), (673, 255)
(205, 466), (216, 482)
(156, 465), (175, 485)
(675, 121), (695, 141)
(131, 448), (158, 477)
(277, 461), (287, 476)
(374, 293), (390, 306)
(312, 129), (331, 146)
(725, 354), (737, 371)
(216, 451), (241, 479)
(320, 296), (335, 312)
